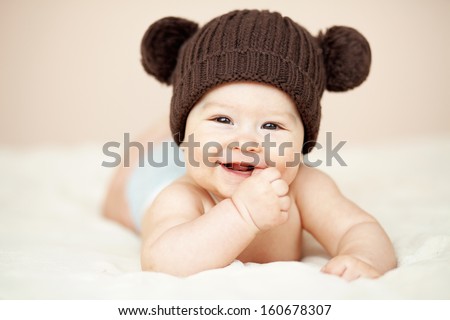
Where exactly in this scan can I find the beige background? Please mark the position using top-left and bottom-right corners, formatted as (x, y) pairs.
(1, 0), (449, 148)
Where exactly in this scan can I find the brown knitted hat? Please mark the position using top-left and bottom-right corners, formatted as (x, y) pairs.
(141, 9), (371, 154)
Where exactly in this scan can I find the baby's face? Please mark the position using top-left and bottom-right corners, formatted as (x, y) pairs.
(182, 82), (304, 200)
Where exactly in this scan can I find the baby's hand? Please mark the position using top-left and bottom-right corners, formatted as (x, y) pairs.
(321, 255), (381, 281)
(231, 167), (290, 233)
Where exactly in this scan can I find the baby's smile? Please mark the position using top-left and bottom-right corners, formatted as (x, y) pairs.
(219, 161), (256, 174)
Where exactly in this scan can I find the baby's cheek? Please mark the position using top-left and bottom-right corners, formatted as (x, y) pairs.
(200, 142), (224, 166)
(287, 150), (303, 166)
(277, 149), (302, 184)
(183, 147), (201, 169)
(280, 166), (300, 186)
(272, 146), (302, 166)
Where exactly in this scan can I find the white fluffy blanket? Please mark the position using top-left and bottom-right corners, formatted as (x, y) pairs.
(1, 136), (449, 299)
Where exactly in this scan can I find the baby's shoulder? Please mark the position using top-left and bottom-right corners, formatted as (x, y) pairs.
(141, 176), (210, 238)
(291, 165), (341, 201)
(152, 176), (211, 215)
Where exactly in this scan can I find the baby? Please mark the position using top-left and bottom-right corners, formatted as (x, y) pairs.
(103, 10), (396, 279)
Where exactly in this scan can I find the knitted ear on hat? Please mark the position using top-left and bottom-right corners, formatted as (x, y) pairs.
(141, 17), (198, 85)
(320, 26), (371, 92)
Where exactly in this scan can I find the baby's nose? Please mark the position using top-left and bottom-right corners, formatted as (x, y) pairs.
(242, 142), (262, 153)
(229, 141), (262, 153)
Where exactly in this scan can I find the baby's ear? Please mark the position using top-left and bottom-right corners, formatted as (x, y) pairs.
(141, 17), (198, 85)
(319, 26), (371, 92)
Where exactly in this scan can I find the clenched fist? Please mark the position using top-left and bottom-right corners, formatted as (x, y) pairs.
(231, 167), (291, 233)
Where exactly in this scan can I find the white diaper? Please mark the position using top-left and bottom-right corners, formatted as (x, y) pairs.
(126, 141), (185, 232)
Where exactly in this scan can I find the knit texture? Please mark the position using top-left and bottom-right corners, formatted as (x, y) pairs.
(141, 9), (371, 154)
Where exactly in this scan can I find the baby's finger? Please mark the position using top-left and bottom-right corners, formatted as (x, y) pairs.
(251, 168), (264, 176)
(279, 195), (291, 212)
(271, 179), (289, 196)
(254, 167), (281, 182)
(321, 260), (347, 277)
(355, 264), (381, 279)
(341, 267), (361, 281)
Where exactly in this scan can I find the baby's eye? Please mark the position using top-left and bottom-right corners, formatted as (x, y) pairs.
(214, 116), (232, 124)
(262, 122), (279, 130)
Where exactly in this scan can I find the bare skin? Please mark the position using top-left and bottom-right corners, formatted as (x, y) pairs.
(103, 82), (397, 280)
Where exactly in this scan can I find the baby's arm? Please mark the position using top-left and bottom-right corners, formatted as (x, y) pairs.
(295, 166), (396, 281)
(141, 168), (289, 276)
(141, 182), (256, 276)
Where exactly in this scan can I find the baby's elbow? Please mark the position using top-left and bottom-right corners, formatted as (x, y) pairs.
(387, 249), (398, 270)
(141, 248), (195, 277)
(141, 247), (167, 274)
(141, 243), (164, 273)
(140, 253), (157, 273)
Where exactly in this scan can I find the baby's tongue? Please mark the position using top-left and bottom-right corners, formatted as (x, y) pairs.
(231, 163), (252, 172)
(251, 167), (264, 176)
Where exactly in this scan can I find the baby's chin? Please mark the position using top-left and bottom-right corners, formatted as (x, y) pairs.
(186, 173), (235, 201)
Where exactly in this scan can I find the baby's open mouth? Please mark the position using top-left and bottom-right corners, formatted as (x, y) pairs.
(219, 162), (255, 172)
